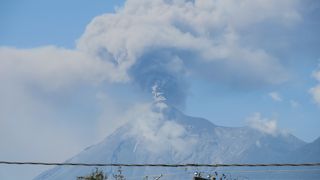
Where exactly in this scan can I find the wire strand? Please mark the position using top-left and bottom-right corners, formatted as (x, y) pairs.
(0, 161), (320, 167)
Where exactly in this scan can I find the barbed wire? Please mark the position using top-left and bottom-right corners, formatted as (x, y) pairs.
(0, 161), (320, 167)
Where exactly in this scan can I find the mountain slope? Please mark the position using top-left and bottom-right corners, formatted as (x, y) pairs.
(286, 137), (320, 163)
(34, 104), (313, 180)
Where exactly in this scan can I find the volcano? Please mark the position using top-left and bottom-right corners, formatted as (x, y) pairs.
(34, 97), (320, 180)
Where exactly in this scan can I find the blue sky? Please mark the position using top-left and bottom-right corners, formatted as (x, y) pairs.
(0, 0), (125, 48)
(0, 0), (320, 179)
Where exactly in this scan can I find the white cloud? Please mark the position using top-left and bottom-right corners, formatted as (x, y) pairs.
(313, 70), (320, 81)
(0, 80), (91, 162)
(310, 69), (320, 106)
(77, 0), (299, 86)
(310, 85), (320, 105)
(269, 92), (283, 102)
(290, 100), (300, 108)
(246, 113), (279, 136)
(0, 46), (122, 91)
(0, 46), (122, 177)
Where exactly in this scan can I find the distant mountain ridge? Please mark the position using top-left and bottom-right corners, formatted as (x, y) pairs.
(286, 137), (320, 163)
(35, 105), (319, 180)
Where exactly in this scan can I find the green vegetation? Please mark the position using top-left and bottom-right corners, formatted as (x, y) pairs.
(77, 168), (108, 180)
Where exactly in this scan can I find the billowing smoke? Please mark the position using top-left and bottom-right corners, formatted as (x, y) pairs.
(77, 0), (299, 107)
(130, 49), (188, 107)
(0, 1), (307, 176)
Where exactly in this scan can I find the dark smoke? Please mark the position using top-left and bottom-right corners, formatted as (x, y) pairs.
(130, 49), (188, 108)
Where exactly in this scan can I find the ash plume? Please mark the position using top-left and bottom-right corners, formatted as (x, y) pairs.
(76, 0), (300, 107)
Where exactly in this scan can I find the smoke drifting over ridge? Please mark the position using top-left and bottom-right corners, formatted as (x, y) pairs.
(2, 2), (320, 179)
(77, 0), (299, 107)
